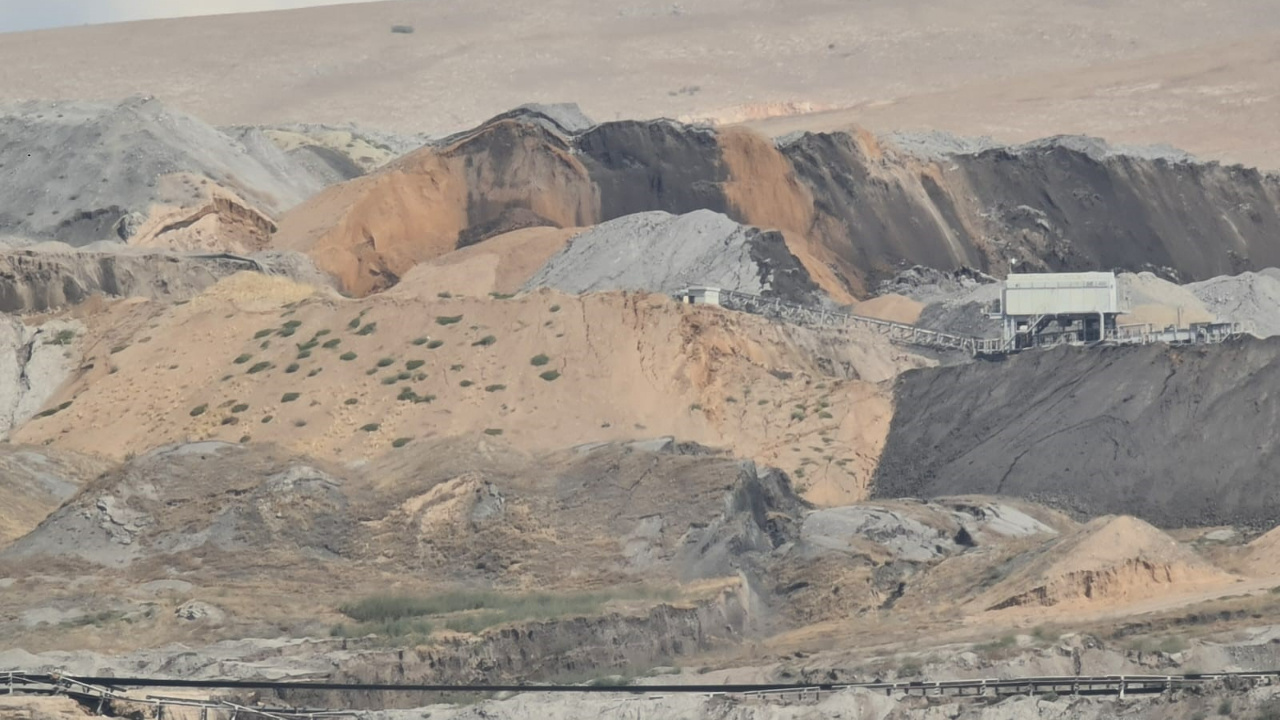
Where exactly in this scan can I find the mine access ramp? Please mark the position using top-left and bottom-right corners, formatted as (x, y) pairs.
(675, 285), (1245, 356)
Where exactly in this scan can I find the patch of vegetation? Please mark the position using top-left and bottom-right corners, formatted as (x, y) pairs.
(247, 361), (273, 374)
(437, 291), (452, 298)
(259, 341), (271, 349)
(689, 403), (703, 411)
(549, 304), (561, 313)
(297, 350), (312, 360)
(489, 292), (514, 300)
(298, 339), (320, 352)
(323, 338), (342, 349)
(253, 329), (274, 339)
(277, 326), (297, 338)
(344, 398), (359, 405)
(233, 354), (253, 364)
(392, 437), (412, 448)
(539, 370), (561, 382)
(330, 617), (433, 641)
(281, 392), (301, 403)
(484, 384), (506, 392)
(283, 320), (303, 330)
(294, 419), (308, 427)
(818, 411), (833, 419)
(348, 316), (362, 330)
(436, 315), (463, 326)
(758, 399), (769, 406)
(231, 404), (249, 413)
(340, 352), (358, 361)
(450, 364), (464, 371)
(34, 401), (73, 419)
(405, 359), (425, 370)
(190, 404), (208, 417)
(484, 428), (504, 436)
(285, 363), (301, 374)
(239, 435), (251, 443)
(377, 357), (395, 367)
(1218, 699), (1232, 716)
(360, 423), (381, 432)
(356, 322), (378, 336)
(221, 416), (239, 426)
(460, 380), (474, 388)
(472, 335), (497, 347)
(381, 376), (400, 385)
(261, 415), (273, 424)
(414, 372), (428, 382)
(790, 410), (806, 421)
(412, 337), (430, 346)
(366, 368), (378, 376)
(49, 329), (77, 345)
(315, 329), (331, 337)
(530, 354), (550, 366)
(110, 344), (128, 354)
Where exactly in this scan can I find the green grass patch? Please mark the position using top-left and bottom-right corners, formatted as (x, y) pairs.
(450, 364), (464, 371)
(297, 350), (312, 360)
(392, 437), (412, 448)
(460, 380), (474, 388)
(472, 335), (497, 347)
(281, 393), (301, 403)
(483, 428), (504, 436)
(344, 398), (359, 405)
(297, 339), (319, 352)
(381, 376), (399, 385)
(436, 315), (463, 326)
(377, 357), (395, 367)
(283, 320), (303, 330)
(539, 370), (561, 382)
(34, 401), (73, 419)
(220, 416), (239, 426)
(791, 410), (806, 421)
(285, 363), (300, 374)
(437, 291), (452, 298)
(233, 354), (253, 364)
(360, 423), (381, 432)
(231, 404), (249, 413)
(49, 329), (77, 346)
(484, 384), (505, 392)
(549, 304), (561, 313)
(412, 337), (429, 346)
(259, 341), (271, 349)
(247, 361), (273, 374)
(277, 327), (297, 338)
(190, 404), (208, 417)
(489, 292), (514, 300)
(356, 322), (378, 336)
(530, 354), (550, 366)
(340, 352), (357, 361)
(253, 329), (274, 339)
(110, 344), (128, 354)
(405, 359), (425, 370)
(261, 415), (273, 424)
(323, 338), (342, 349)
(347, 316), (361, 330)
(427, 340), (444, 350)
(818, 411), (833, 419)
(314, 329), (331, 338)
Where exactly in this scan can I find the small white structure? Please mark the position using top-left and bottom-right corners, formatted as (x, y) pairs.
(676, 286), (722, 306)
(1000, 272), (1120, 347)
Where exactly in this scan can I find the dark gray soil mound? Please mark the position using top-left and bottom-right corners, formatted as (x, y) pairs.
(873, 339), (1280, 528)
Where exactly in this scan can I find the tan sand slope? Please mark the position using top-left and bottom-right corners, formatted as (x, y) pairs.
(0, 445), (110, 545)
(6, 0), (1280, 167)
(12, 273), (930, 505)
(979, 516), (1233, 612)
(391, 226), (580, 298)
(852, 294), (924, 325)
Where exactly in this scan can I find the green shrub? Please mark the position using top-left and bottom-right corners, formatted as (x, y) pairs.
(48, 329), (76, 346)
(261, 415), (273, 424)
(437, 291), (452, 298)
(366, 368), (378, 376)
(539, 370), (561, 382)
(791, 410), (806, 421)
(392, 437), (412, 448)
(360, 423), (381, 432)
(1218, 699), (1232, 716)
(818, 411), (833, 419)
(283, 320), (303, 329)
(549, 304), (561, 313)
(405, 359), (425, 370)
(247, 361), (273, 374)
(472, 335), (497, 347)
(298, 339), (319, 352)
(344, 398), (359, 405)
(285, 363), (300, 374)
(281, 393), (301, 403)
(340, 352), (357, 361)
(294, 419), (308, 427)
(260, 340), (271, 349)
(220, 416), (239, 426)
(757, 399), (769, 406)
(377, 357), (395, 367)
(427, 340), (444, 349)
(110, 344), (128, 354)
(297, 350), (312, 360)
(484, 428), (504, 436)
(381, 376), (399, 385)
(356, 322), (378, 336)
(530, 354), (550, 366)
(412, 337), (429, 346)
(277, 326), (297, 338)
(35, 401), (73, 419)
(254, 329), (274, 339)
(490, 292), (514, 299)
(436, 315), (463, 326)
(190, 404), (208, 417)
(348, 316), (361, 330)
(485, 384), (506, 392)
(450, 364), (464, 371)
(231, 404), (249, 413)
(323, 339), (342, 349)
(315, 329), (331, 337)
(233, 354), (253, 364)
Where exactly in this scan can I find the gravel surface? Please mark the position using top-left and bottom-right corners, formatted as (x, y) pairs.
(1188, 270), (1280, 337)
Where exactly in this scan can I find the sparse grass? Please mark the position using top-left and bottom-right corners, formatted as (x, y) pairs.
(392, 437), (412, 448)
(436, 315), (463, 326)
(338, 587), (674, 635)
(450, 364), (464, 371)
(412, 337), (429, 346)
(323, 339), (342, 349)
(347, 316), (361, 330)
(791, 410), (806, 421)
(427, 340), (444, 349)
(261, 415), (274, 424)
(539, 370), (561, 382)
(34, 401), (73, 419)
(315, 329), (331, 337)
(360, 423), (381, 432)
(460, 380), (474, 388)
(281, 393), (301, 403)
(1218, 699), (1232, 716)
(406, 360), (425, 370)
(190, 404), (208, 417)
(247, 361), (273, 374)
(254, 329), (274, 339)
(377, 357), (395, 367)
(356, 322), (378, 336)
(530, 354), (550, 366)
(367, 369), (378, 376)
(896, 659), (922, 678)
(231, 404), (249, 413)
(330, 617), (434, 641)
(49, 329), (77, 345)
(344, 398), (359, 405)
(260, 340), (271, 349)
(340, 352), (357, 361)
(689, 403), (703, 411)
(758, 399), (768, 406)
(489, 292), (514, 300)
(485, 384), (506, 392)
(285, 363), (300, 374)
(818, 411), (833, 419)
(233, 354), (253, 364)
(472, 335), (497, 347)
(283, 320), (303, 330)
(484, 428), (504, 436)
(220, 416), (239, 426)
(414, 372), (427, 381)
(297, 350), (312, 360)
(381, 376), (399, 385)
(110, 344), (128, 354)
(298, 339), (319, 352)
(294, 419), (308, 427)
(549, 304), (561, 313)
(278, 327), (297, 338)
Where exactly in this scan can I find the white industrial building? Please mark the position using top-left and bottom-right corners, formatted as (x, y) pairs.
(998, 271), (1120, 348)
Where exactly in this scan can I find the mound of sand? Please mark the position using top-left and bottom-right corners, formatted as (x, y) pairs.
(1241, 525), (1280, 577)
(852, 294), (924, 325)
(12, 284), (930, 506)
(393, 226), (579, 298)
(1189, 270), (1280, 338)
(0, 445), (110, 546)
(0, 97), (336, 247)
(1117, 272), (1215, 328)
(982, 516), (1231, 611)
(521, 210), (823, 304)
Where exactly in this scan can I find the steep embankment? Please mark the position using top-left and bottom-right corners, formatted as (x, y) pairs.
(873, 339), (1280, 528)
(275, 107), (1280, 299)
(11, 273), (928, 505)
(0, 97), (345, 250)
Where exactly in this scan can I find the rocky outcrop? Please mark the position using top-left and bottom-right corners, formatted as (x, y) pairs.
(277, 106), (1280, 298)
(0, 318), (79, 440)
(873, 339), (1280, 528)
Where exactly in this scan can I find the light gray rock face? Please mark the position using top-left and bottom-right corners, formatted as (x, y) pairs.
(1188, 269), (1280, 338)
(522, 210), (822, 304)
(0, 318), (79, 440)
